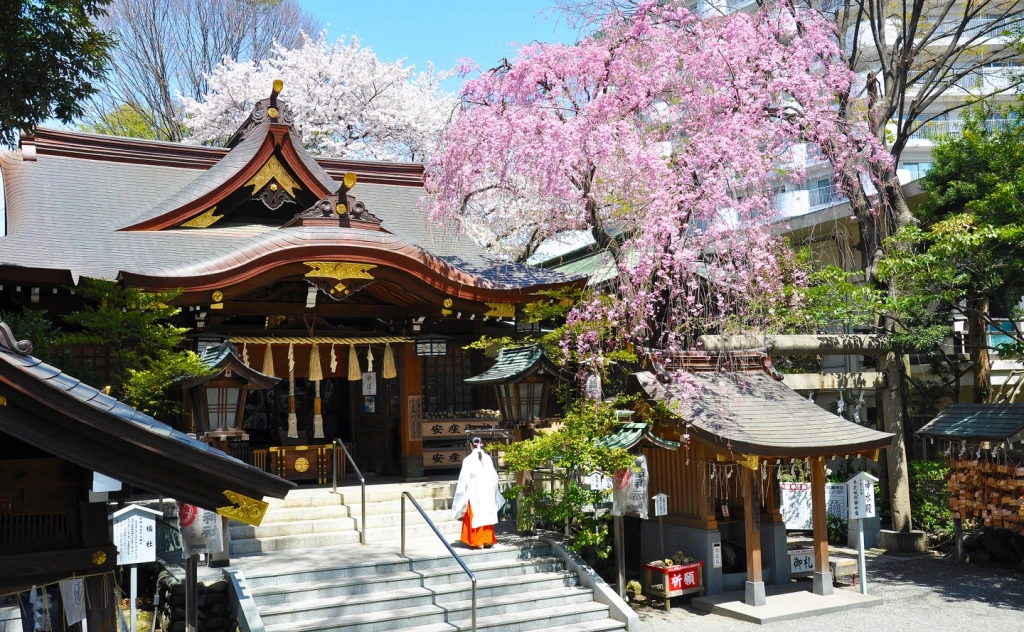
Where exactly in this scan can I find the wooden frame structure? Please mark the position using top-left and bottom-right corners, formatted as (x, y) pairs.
(628, 351), (893, 606)
(0, 322), (292, 628)
(0, 82), (583, 480)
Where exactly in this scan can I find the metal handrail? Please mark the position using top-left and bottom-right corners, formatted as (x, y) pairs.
(332, 439), (366, 545)
(401, 492), (477, 631)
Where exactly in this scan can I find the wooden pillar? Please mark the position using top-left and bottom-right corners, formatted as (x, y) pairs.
(399, 343), (423, 477)
(741, 465), (765, 606)
(810, 457), (834, 595)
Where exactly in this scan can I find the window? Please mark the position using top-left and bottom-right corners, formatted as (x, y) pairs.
(206, 387), (241, 431)
(422, 346), (475, 413)
(518, 382), (544, 420)
(901, 162), (933, 182)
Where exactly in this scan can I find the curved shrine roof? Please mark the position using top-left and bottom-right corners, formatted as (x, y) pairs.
(0, 323), (294, 512)
(628, 369), (893, 458)
(0, 127), (579, 294)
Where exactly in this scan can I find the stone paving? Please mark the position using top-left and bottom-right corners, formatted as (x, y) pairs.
(635, 553), (1024, 631)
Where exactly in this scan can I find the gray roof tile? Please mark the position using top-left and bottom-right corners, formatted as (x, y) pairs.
(918, 404), (1024, 441)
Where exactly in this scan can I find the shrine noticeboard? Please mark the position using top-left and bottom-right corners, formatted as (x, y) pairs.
(111, 505), (161, 565)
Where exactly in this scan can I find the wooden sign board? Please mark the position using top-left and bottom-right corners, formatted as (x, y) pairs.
(424, 449), (465, 468)
(653, 493), (669, 517)
(848, 471), (878, 520)
(111, 505), (161, 565)
(422, 419), (496, 438)
(789, 548), (815, 575)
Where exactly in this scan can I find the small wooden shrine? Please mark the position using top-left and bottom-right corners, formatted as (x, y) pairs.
(627, 350), (893, 605)
(0, 321), (292, 630)
(0, 82), (582, 480)
(919, 404), (1024, 533)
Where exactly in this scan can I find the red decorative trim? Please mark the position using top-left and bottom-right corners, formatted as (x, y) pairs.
(27, 127), (425, 186)
(121, 124), (336, 231)
(117, 243), (584, 304)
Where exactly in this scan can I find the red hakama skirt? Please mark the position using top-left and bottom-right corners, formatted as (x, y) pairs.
(460, 502), (496, 548)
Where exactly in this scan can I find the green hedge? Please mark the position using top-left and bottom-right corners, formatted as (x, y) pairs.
(909, 460), (952, 545)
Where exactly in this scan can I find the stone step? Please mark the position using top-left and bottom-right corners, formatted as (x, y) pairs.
(343, 496), (452, 516)
(401, 614), (627, 632)
(337, 483), (457, 505)
(251, 560), (568, 605)
(259, 504), (352, 523)
(528, 621), (627, 632)
(231, 508), (454, 539)
(230, 529), (362, 555)
(231, 520), (463, 555)
(262, 587), (596, 632)
(257, 571), (580, 624)
(243, 543), (554, 588)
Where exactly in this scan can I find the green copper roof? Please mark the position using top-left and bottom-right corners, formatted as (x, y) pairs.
(465, 344), (567, 385)
(551, 251), (619, 286)
(596, 422), (680, 451)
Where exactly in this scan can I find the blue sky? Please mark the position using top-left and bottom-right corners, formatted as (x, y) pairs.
(1, 2), (580, 235)
(299, 0), (580, 90)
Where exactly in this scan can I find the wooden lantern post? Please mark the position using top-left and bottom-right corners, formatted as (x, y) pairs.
(810, 457), (834, 595)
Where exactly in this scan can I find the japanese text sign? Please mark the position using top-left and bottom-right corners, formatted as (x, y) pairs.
(111, 505), (160, 565)
(653, 493), (669, 517)
(848, 472), (878, 520)
(789, 548), (815, 574)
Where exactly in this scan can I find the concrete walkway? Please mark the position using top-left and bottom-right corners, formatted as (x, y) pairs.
(636, 553), (1024, 631)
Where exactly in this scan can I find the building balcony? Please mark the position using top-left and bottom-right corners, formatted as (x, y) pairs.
(773, 184), (848, 219)
(908, 117), (1015, 140)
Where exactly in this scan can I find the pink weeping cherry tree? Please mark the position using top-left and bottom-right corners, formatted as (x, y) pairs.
(426, 0), (891, 372)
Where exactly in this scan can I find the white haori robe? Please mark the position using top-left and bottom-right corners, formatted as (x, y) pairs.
(451, 447), (505, 528)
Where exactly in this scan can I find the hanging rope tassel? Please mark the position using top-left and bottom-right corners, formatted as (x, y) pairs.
(348, 344), (360, 381)
(309, 343), (324, 439)
(382, 342), (397, 379)
(242, 342), (249, 367)
(287, 343), (298, 438)
(261, 342), (275, 377)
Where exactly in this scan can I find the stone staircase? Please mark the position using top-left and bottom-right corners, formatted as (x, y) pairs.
(230, 482), (463, 555)
(227, 481), (629, 631)
(242, 541), (626, 632)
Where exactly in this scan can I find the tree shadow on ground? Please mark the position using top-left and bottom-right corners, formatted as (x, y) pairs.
(868, 555), (1024, 610)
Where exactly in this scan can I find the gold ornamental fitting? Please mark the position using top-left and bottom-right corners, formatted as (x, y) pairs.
(267, 106), (280, 118)
(294, 457), (310, 473)
(336, 203), (347, 215)
(211, 290), (224, 302)
(343, 172), (357, 189)
(269, 182), (279, 191)
(443, 298), (453, 308)
(272, 79), (284, 94)
(92, 551), (107, 565)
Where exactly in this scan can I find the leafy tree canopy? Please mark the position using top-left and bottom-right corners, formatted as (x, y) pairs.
(879, 105), (1024, 357)
(0, 0), (113, 146)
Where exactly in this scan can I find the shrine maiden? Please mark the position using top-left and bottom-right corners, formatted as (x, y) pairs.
(452, 437), (504, 548)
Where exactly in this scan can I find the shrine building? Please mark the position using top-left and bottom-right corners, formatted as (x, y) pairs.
(0, 83), (582, 481)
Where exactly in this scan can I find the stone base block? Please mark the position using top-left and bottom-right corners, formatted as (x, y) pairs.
(880, 529), (928, 554)
(744, 580), (766, 607)
(813, 571), (833, 596)
(399, 454), (424, 479)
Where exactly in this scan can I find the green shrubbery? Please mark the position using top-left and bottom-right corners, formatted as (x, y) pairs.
(909, 460), (953, 545)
